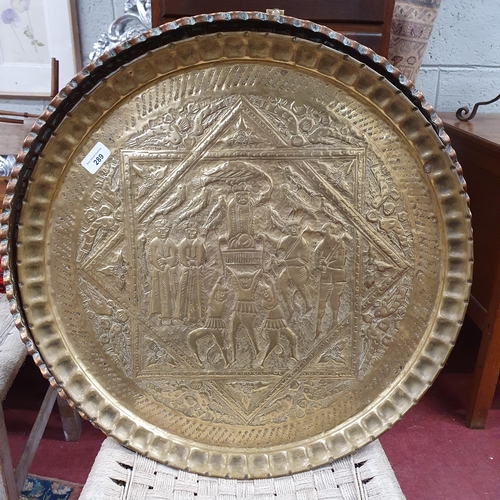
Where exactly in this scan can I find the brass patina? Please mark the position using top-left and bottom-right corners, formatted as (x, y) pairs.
(5, 13), (472, 478)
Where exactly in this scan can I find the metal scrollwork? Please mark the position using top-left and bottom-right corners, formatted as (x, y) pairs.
(89, 0), (151, 61)
(0, 155), (15, 177)
(456, 92), (500, 122)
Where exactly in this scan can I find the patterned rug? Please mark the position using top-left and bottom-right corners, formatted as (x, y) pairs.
(20, 475), (83, 500)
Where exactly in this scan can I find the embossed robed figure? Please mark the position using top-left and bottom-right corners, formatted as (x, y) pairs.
(227, 185), (255, 249)
(148, 219), (177, 323)
(176, 222), (205, 324)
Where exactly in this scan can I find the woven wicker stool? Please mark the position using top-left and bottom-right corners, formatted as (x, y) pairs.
(0, 294), (26, 499)
(80, 438), (405, 500)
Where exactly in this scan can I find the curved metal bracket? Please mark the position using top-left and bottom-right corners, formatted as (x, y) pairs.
(456, 93), (500, 122)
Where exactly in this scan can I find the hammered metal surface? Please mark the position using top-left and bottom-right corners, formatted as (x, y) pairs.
(5, 14), (472, 479)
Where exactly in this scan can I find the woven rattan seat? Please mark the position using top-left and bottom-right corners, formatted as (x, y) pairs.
(80, 438), (405, 499)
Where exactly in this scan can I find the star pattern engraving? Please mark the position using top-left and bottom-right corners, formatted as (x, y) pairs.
(79, 96), (412, 423)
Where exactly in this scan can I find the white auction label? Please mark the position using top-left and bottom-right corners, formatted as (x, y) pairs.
(81, 142), (111, 174)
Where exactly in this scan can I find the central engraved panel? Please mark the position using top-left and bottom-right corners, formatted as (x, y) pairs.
(67, 62), (422, 438)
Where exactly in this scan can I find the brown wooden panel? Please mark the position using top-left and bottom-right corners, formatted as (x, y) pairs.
(441, 113), (500, 156)
(343, 33), (382, 53)
(442, 113), (500, 428)
(0, 120), (35, 155)
(152, 0), (394, 57)
(157, 0), (386, 22)
(441, 114), (500, 319)
(0, 177), (8, 209)
(454, 143), (500, 312)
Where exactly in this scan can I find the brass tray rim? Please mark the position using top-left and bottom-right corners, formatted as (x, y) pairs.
(2, 11), (472, 478)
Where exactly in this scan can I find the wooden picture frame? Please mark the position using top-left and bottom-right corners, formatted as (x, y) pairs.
(0, 0), (80, 98)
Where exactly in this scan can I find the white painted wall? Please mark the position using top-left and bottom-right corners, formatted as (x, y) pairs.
(1, 0), (499, 119)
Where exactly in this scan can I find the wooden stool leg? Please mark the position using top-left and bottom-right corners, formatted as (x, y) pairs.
(57, 396), (82, 442)
(466, 304), (500, 429)
(0, 405), (18, 500)
(15, 386), (57, 494)
(1, 386), (81, 499)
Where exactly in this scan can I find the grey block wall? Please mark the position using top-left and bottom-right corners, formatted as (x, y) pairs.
(1, 0), (499, 119)
(416, 0), (500, 112)
(75, 0), (118, 63)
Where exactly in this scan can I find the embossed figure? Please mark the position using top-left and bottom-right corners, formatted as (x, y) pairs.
(314, 220), (347, 338)
(80, 205), (119, 259)
(227, 268), (262, 361)
(259, 278), (298, 366)
(187, 277), (230, 366)
(156, 114), (182, 146)
(176, 223), (205, 324)
(265, 218), (311, 315)
(366, 206), (408, 249)
(227, 186), (255, 248)
(99, 249), (129, 292)
(148, 220), (178, 322)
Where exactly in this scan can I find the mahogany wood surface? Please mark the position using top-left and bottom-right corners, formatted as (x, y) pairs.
(441, 112), (500, 429)
(152, 0), (395, 56)
(0, 120), (35, 209)
(0, 120), (35, 156)
(0, 178), (8, 209)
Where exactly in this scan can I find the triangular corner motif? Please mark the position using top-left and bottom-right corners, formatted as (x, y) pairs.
(214, 379), (276, 415)
(211, 100), (288, 150)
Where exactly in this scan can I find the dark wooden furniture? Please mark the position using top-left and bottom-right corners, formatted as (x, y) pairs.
(441, 113), (500, 429)
(152, 0), (396, 56)
(0, 121), (35, 207)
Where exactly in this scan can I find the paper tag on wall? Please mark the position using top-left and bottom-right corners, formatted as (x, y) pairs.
(81, 142), (111, 174)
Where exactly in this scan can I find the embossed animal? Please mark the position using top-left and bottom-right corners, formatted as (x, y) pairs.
(144, 184), (186, 223)
(195, 161), (273, 204)
(187, 277), (230, 367)
(175, 187), (210, 223)
(204, 195), (227, 232)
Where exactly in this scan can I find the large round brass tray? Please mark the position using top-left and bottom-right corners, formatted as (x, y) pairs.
(4, 12), (472, 478)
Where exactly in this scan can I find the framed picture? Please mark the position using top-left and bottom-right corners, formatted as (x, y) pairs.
(0, 0), (80, 97)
